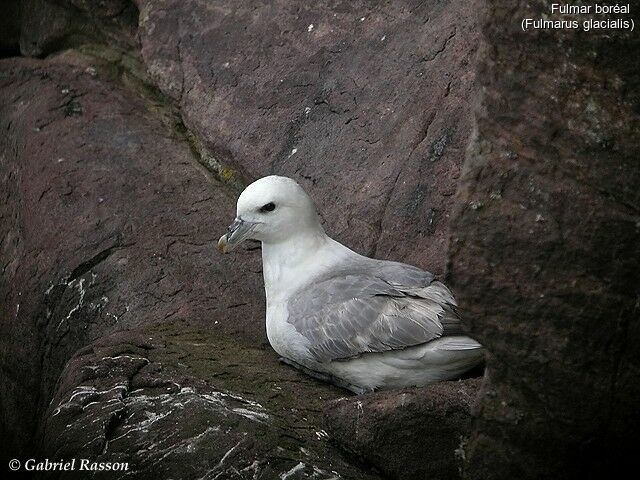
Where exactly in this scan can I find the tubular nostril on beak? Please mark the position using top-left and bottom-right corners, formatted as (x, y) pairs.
(227, 217), (243, 236)
(219, 217), (253, 254)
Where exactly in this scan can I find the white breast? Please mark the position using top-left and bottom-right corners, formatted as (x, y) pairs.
(265, 300), (314, 364)
(261, 231), (369, 372)
(261, 233), (351, 368)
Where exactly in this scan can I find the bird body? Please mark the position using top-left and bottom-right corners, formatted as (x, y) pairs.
(262, 232), (352, 364)
(218, 176), (484, 393)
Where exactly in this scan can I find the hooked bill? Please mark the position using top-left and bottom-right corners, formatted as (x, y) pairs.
(217, 234), (229, 253)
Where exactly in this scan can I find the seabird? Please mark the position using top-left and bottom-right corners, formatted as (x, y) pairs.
(218, 175), (484, 393)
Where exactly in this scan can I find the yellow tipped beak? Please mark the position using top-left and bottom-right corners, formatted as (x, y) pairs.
(218, 217), (256, 254)
(217, 234), (230, 254)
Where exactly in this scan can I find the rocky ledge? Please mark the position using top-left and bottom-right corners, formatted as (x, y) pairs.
(39, 322), (478, 479)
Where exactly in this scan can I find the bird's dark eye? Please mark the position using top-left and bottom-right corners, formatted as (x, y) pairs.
(259, 202), (276, 212)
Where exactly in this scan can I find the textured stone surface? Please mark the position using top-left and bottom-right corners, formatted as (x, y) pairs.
(133, 0), (481, 274)
(324, 379), (481, 480)
(447, 1), (640, 478)
(18, 0), (139, 57)
(14, 0), (480, 273)
(39, 323), (379, 479)
(0, 54), (263, 462)
(2, 2), (483, 476)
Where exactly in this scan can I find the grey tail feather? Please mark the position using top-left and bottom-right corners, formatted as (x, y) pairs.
(436, 337), (484, 351)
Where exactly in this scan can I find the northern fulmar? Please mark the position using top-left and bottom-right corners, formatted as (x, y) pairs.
(218, 175), (484, 394)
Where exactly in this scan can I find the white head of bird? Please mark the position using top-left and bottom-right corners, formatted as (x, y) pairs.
(218, 176), (324, 252)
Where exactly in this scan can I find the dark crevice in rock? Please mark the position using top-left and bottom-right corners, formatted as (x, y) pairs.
(0, 47), (21, 59)
(68, 241), (134, 283)
(421, 27), (457, 63)
(98, 356), (150, 456)
(100, 404), (128, 455)
(604, 303), (633, 436)
(19, 0), (141, 58)
(111, 44), (244, 193)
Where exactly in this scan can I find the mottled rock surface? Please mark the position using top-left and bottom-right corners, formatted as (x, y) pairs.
(324, 379), (481, 480)
(18, 0), (139, 57)
(40, 323), (379, 479)
(0, 54), (263, 463)
(2, 2), (483, 477)
(136, 0), (480, 272)
(16, 0), (481, 275)
(447, 1), (640, 478)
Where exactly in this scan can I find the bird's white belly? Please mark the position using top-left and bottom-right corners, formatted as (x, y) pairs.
(325, 337), (485, 390)
(265, 301), (315, 365)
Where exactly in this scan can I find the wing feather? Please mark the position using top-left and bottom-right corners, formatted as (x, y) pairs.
(287, 260), (464, 362)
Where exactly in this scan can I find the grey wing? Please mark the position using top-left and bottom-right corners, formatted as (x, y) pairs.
(287, 263), (464, 362)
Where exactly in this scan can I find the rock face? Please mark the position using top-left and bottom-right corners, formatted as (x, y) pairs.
(40, 323), (379, 480)
(1, 1), (482, 477)
(137, 0), (480, 272)
(0, 54), (380, 478)
(324, 379), (481, 480)
(14, 0), (481, 275)
(447, 1), (640, 478)
(18, 0), (139, 57)
(0, 54), (263, 463)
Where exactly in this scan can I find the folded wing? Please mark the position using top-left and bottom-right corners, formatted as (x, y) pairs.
(286, 260), (465, 362)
